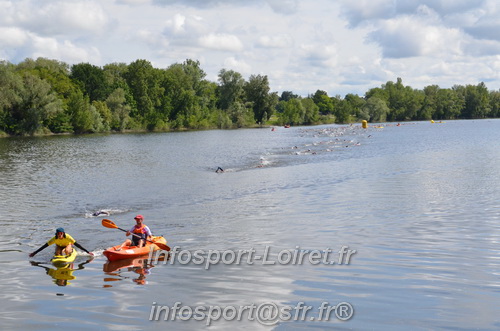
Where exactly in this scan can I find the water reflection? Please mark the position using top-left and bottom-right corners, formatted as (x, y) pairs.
(30, 257), (94, 286)
(103, 254), (168, 286)
(2, 120), (499, 330)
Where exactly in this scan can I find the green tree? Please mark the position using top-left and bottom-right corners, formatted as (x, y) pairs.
(103, 63), (129, 89)
(244, 74), (277, 124)
(407, 88), (425, 120)
(280, 91), (299, 101)
(125, 59), (164, 128)
(275, 100), (286, 115)
(106, 88), (131, 131)
(92, 100), (111, 130)
(71, 63), (107, 101)
(301, 98), (320, 124)
(378, 78), (424, 121)
(4, 56), (500, 136)
(365, 86), (388, 101)
(489, 90), (500, 118)
(420, 85), (439, 120)
(312, 90), (334, 115)
(0, 62), (23, 133)
(9, 73), (63, 135)
(68, 90), (97, 133)
(363, 96), (389, 122)
(435, 88), (463, 119)
(463, 83), (490, 118)
(161, 60), (213, 129)
(103, 63), (135, 108)
(281, 98), (304, 125)
(345, 94), (367, 120)
(333, 97), (352, 123)
(14, 58), (77, 133)
(181, 59), (215, 124)
(17, 58), (76, 100)
(182, 59), (207, 95)
(217, 69), (245, 110)
(228, 101), (254, 128)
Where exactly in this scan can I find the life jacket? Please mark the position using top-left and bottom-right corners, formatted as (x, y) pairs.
(132, 224), (148, 235)
(48, 233), (76, 247)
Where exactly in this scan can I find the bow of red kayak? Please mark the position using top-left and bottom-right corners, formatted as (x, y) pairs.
(103, 236), (167, 261)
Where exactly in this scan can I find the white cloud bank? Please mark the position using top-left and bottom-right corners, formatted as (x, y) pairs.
(0, 0), (498, 96)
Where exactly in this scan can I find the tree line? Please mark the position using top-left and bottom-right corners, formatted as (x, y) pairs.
(1, 58), (499, 136)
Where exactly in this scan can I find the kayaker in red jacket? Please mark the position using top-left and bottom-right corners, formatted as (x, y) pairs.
(29, 227), (94, 257)
(116, 215), (153, 250)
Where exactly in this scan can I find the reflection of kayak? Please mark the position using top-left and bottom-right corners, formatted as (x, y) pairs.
(104, 253), (167, 273)
(48, 264), (76, 285)
(103, 256), (149, 273)
(103, 256), (156, 286)
(31, 256), (93, 287)
(103, 236), (167, 262)
(51, 249), (77, 264)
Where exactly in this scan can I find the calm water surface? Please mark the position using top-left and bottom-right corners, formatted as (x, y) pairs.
(0, 120), (499, 330)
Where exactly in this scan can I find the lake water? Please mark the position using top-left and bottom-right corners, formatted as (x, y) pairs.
(0, 120), (499, 330)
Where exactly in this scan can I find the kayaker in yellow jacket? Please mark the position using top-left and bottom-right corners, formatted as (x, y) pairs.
(116, 215), (152, 250)
(29, 227), (94, 257)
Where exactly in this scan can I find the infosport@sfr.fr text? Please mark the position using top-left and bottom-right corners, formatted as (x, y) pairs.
(149, 301), (355, 326)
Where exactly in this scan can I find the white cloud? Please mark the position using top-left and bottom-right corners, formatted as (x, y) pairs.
(30, 35), (101, 64)
(54, 1), (108, 34)
(463, 39), (500, 57)
(223, 56), (252, 74)
(165, 13), (188, 34)
(299, 44), (338, 68)
(7, 0), (109, 37)
(369, 15), (463, 58)
(199, 33), (243, 51)
(0, 27), (28, 47)
(460, 0), (500, 41)
(0, 24), (101, 64)
(381, 55), (500, 90)
(340, 0), (486, 26)
(339, 0), (395, 26)
(0, 0), (16, 25)
(266, 0), (299, 14)
(116, 0), (152, 5)
(162, 13), (206, 47)
(0, 0), (498, 96)
(465, 24), (500, 41)
(137, 29), (169, 48)
(152, 0), (299, 14)
(257, 34), (293, 48)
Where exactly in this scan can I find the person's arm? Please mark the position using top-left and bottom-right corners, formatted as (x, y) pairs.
(29, 243), (49, 257)
(145, 226), (153, 240)
(74, 242), (94, 256)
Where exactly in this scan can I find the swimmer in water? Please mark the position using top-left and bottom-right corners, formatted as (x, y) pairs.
(92, 210), (110, 217)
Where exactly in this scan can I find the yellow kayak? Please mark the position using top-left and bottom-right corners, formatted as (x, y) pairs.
(51, 249), (77, 264)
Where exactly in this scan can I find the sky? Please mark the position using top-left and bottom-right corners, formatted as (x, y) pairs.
(0, 0), (499, 97)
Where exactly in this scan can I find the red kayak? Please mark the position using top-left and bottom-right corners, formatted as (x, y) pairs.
(103, 236), (167, 262)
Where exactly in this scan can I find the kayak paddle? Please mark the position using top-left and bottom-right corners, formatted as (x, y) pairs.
(101, 219), (171, 251)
